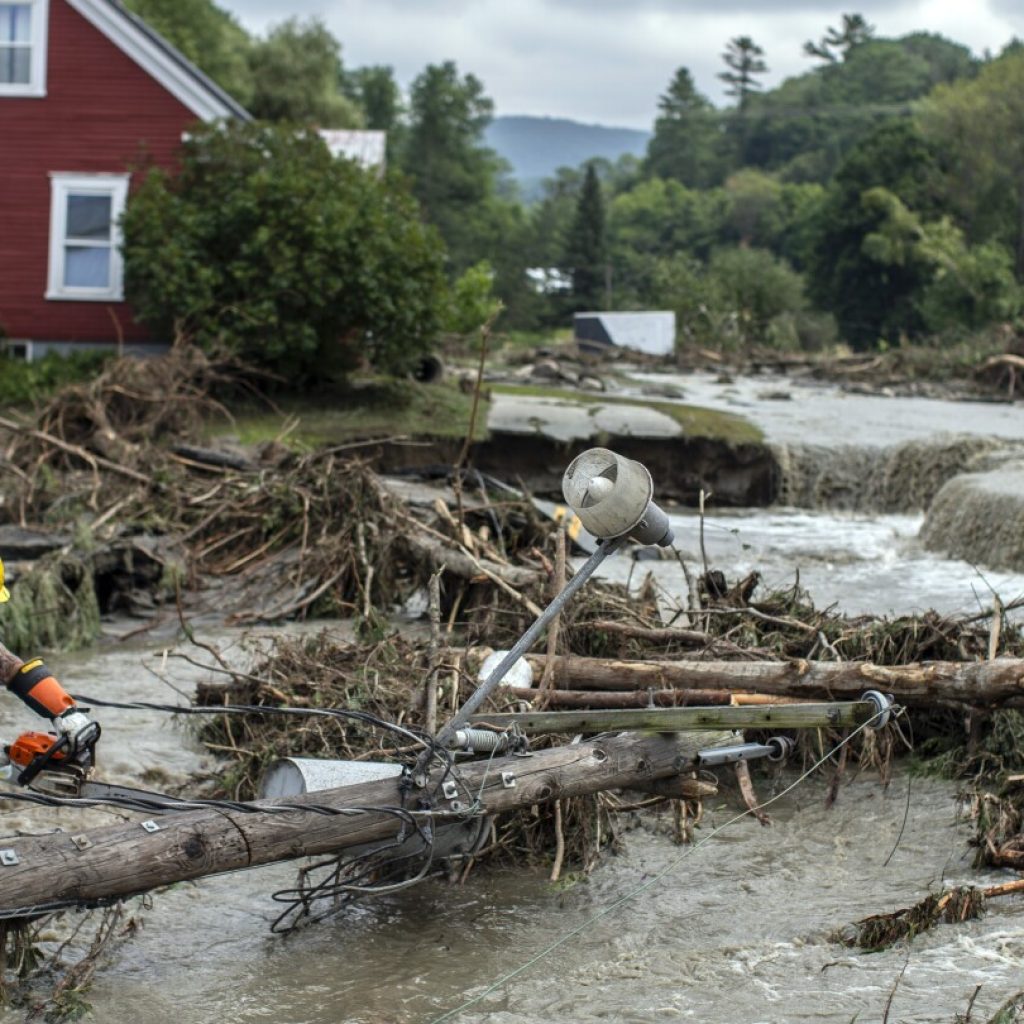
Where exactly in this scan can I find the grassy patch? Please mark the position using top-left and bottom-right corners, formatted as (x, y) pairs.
(222, 378), (489, 447)
(490, 383), (763, 445)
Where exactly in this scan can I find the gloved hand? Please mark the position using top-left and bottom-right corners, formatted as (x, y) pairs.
(52, 708), (100, 758)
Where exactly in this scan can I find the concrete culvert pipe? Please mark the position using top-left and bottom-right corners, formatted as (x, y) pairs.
(412, 354), (445, 384)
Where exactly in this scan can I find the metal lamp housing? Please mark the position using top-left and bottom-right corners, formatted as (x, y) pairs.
(562, 448), (674, 546)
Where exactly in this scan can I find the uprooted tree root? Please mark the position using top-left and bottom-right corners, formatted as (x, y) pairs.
(834, 885), (988, 951)
(835, 878), (1024, 952)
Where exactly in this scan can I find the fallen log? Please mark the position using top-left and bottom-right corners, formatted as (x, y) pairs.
(470, 650), (1024, 707)
(405, 532), (540, 591)
(502, 685), (808, 709)
(0, 730), (724, 916)
(587, 620), (711, 646)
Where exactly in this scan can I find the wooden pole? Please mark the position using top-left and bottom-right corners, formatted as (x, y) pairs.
(0, 730), (726, 916)
(467, 650), (1024, 707)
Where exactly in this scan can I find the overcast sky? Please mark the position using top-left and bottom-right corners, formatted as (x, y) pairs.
(224, 0), (1024, 129)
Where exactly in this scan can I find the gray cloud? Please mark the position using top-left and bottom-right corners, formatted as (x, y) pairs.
(548, 0), (914, 11)
(989, 0), (1024, 29)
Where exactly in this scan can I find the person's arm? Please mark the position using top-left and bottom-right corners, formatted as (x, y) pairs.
(0, 643), (24, 687)
(0, 642), (95, 754)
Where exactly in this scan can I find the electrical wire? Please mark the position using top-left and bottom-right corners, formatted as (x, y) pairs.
(72, 693), (439, 758)
(0, 695), (473, 921)
(425, 705), (903, 1024)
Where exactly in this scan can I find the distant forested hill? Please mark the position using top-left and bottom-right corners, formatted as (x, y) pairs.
(485, 115), (651, 196)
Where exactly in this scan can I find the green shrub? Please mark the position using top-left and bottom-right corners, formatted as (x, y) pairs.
(122, 121), (449, 382)
(0, 350), (113, 406)
(706, 247), (808, 344)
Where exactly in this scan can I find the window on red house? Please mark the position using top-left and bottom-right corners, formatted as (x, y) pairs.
(46, 174), (130, 302)
(0, 0), (46, 96)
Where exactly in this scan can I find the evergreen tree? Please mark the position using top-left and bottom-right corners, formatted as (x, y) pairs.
(565, 163), (607, 310)
(804, 13), (876, 63)
(718, 36), (768, 111)
(644, 68), (724, 188)
(400, 61), (501, 270)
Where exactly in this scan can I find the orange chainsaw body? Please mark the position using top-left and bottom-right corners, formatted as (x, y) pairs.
(8, 731), (65, 769)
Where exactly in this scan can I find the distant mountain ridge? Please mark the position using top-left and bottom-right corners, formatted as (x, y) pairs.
(485, 115), (651, 194)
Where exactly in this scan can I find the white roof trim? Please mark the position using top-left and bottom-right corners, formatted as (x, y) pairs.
(63, 0), (241, 121)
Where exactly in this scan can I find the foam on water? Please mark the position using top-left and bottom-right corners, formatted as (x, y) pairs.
(595, 507), (1024, 618)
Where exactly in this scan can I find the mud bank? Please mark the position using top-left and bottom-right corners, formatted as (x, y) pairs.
(772, 434), (1022, 512)
(360, 432), (775, 507)
(921, 461), (1024, 573)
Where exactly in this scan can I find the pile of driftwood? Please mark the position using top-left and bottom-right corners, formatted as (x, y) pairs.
(675, 336), (1024, 402)
(0, 344), (561, 635)
(1, 344), (1023, 958)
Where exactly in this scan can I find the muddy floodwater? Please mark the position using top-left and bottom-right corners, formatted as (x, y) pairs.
(3, 376), (1024, 1023)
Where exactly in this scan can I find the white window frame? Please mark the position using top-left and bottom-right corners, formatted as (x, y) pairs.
(0, 0), (48, 98)
(46, 172), (130, 302)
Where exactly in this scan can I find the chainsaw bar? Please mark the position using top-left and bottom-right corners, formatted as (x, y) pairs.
(19, 767), (180, 813)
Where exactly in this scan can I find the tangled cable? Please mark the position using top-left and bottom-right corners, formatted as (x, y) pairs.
(0, 693), (472, 923)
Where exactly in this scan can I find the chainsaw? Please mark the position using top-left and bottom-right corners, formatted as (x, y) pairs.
(1, 658), (175, 807)
(1, 726), (175, 808)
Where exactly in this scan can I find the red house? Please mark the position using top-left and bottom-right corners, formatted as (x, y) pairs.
(0, 0), (249, 360)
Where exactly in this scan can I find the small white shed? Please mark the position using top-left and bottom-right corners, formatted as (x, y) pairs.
(573, 311), (676, 357)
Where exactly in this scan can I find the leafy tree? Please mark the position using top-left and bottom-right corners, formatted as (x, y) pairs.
(124, 0), (254, 105)
(564, 163), (608, 310)
(610, 177), (725, 261)
(707, 247), (807, 344)
(804, 13), (875, 63)
(443, 261), (503, 335)
(344, 65), (402, 131)
(122, 123), (447, 380)
(399, 61), (503, 271)
(644, 68), (724, 188)
(741, 33), (975, 181)
(719, 36), (768, 111)
(648, 249), (812, 350)
(343, 65), (405, 161)
(247, 18), (362, 127)
(861, 188), (1022, 331)
(649, 254), (725, 348)
(918, 47), (1024, 275)
(808, 120), (943, 347)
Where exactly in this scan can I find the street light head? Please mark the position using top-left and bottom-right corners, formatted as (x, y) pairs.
(562, 448), (674, 547)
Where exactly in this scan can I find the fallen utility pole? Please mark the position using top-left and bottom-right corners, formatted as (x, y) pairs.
(468, 699), (882, 736)
(469, 651), (1024, 708)
(0, 730), (725, 917)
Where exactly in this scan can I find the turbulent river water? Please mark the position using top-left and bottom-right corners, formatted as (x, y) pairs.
(3, 373), (1024, 1023)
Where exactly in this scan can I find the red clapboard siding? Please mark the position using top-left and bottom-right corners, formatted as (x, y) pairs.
(0, 0), (201, 344)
